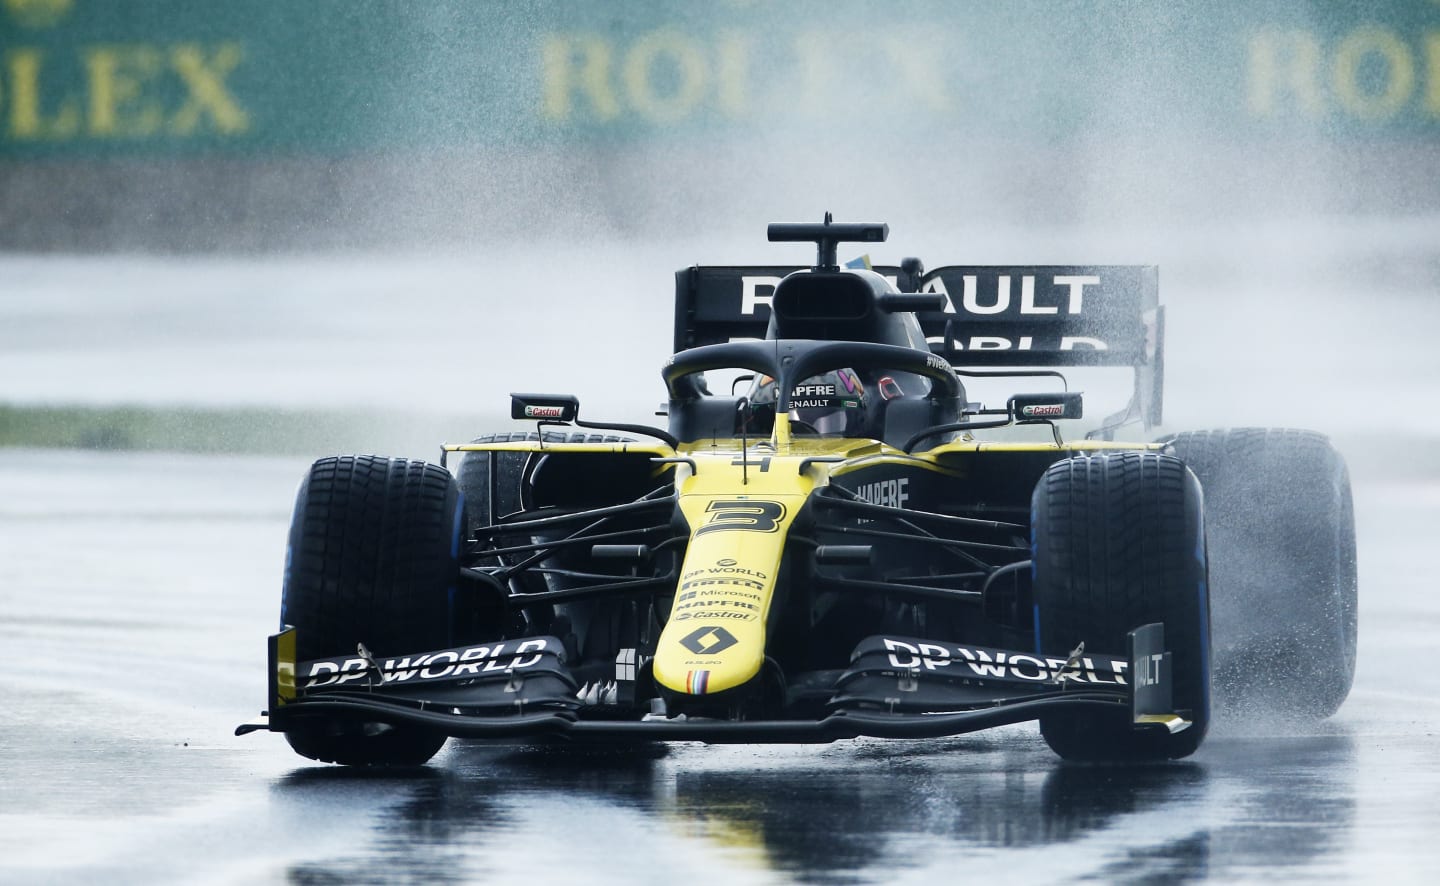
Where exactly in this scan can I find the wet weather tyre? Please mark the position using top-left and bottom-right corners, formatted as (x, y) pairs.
(1159, 429), (1357, 720)
(1032, 452), (1211, 762)
(279, 455), (464, 766)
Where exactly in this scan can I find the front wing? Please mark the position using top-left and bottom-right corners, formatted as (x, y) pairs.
(237, 624), (1191, 743)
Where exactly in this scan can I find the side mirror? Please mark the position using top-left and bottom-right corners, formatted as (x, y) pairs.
(510, 393), (579, 422)
(1009, 392), (1083, 422)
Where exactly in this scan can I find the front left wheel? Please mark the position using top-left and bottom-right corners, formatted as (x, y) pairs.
(1031, 452), (1211, 762)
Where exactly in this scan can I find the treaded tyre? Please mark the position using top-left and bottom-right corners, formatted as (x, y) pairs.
(456, 431), (629, 534)
(279, 455), (464, 766)
(1032, 452), (1211, 762)
(1159, 428), (1357, 720)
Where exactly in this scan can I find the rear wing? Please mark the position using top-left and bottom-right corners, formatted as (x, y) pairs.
(674, 264), (1164, 430)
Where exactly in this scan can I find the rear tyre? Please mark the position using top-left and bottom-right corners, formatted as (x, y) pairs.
(279, 455), (464, 766)
(1159, 428), (1356, 719)
(1032, 452), (1211, 762)
(456, 431), (630, 534)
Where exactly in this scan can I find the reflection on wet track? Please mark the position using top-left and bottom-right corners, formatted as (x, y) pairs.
(1, 449), (1436, 883)
(261, 732), (1365, 884)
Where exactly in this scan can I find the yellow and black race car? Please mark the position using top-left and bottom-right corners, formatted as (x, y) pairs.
(240, 219), (1357, 765)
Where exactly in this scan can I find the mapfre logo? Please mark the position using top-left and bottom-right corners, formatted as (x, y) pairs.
(4, 0), (72, 28)
(793, 384), (836, 398)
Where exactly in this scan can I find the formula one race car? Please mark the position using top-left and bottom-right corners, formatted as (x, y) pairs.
(239, 218), (1357, 765)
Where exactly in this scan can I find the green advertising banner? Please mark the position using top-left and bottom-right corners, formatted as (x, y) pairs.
(1, 0), (1437, 157)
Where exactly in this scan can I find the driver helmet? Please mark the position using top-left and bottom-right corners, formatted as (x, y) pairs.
(749, 368), (868, 437)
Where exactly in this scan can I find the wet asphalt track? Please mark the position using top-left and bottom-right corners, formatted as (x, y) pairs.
(2, 447), (1438, 885)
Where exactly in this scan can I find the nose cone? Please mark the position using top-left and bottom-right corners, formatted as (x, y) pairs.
(651, 453), (816, 699)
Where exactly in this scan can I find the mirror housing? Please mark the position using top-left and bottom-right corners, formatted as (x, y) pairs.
(1010, 392), (1083, 422)
(510, 393), (579, 423)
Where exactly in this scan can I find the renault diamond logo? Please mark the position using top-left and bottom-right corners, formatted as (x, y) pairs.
(680, 626), (738, 655)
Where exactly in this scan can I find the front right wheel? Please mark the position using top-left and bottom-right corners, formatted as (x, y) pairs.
(1031, 452), (1211, 762)
(279, 455), (464, 766)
